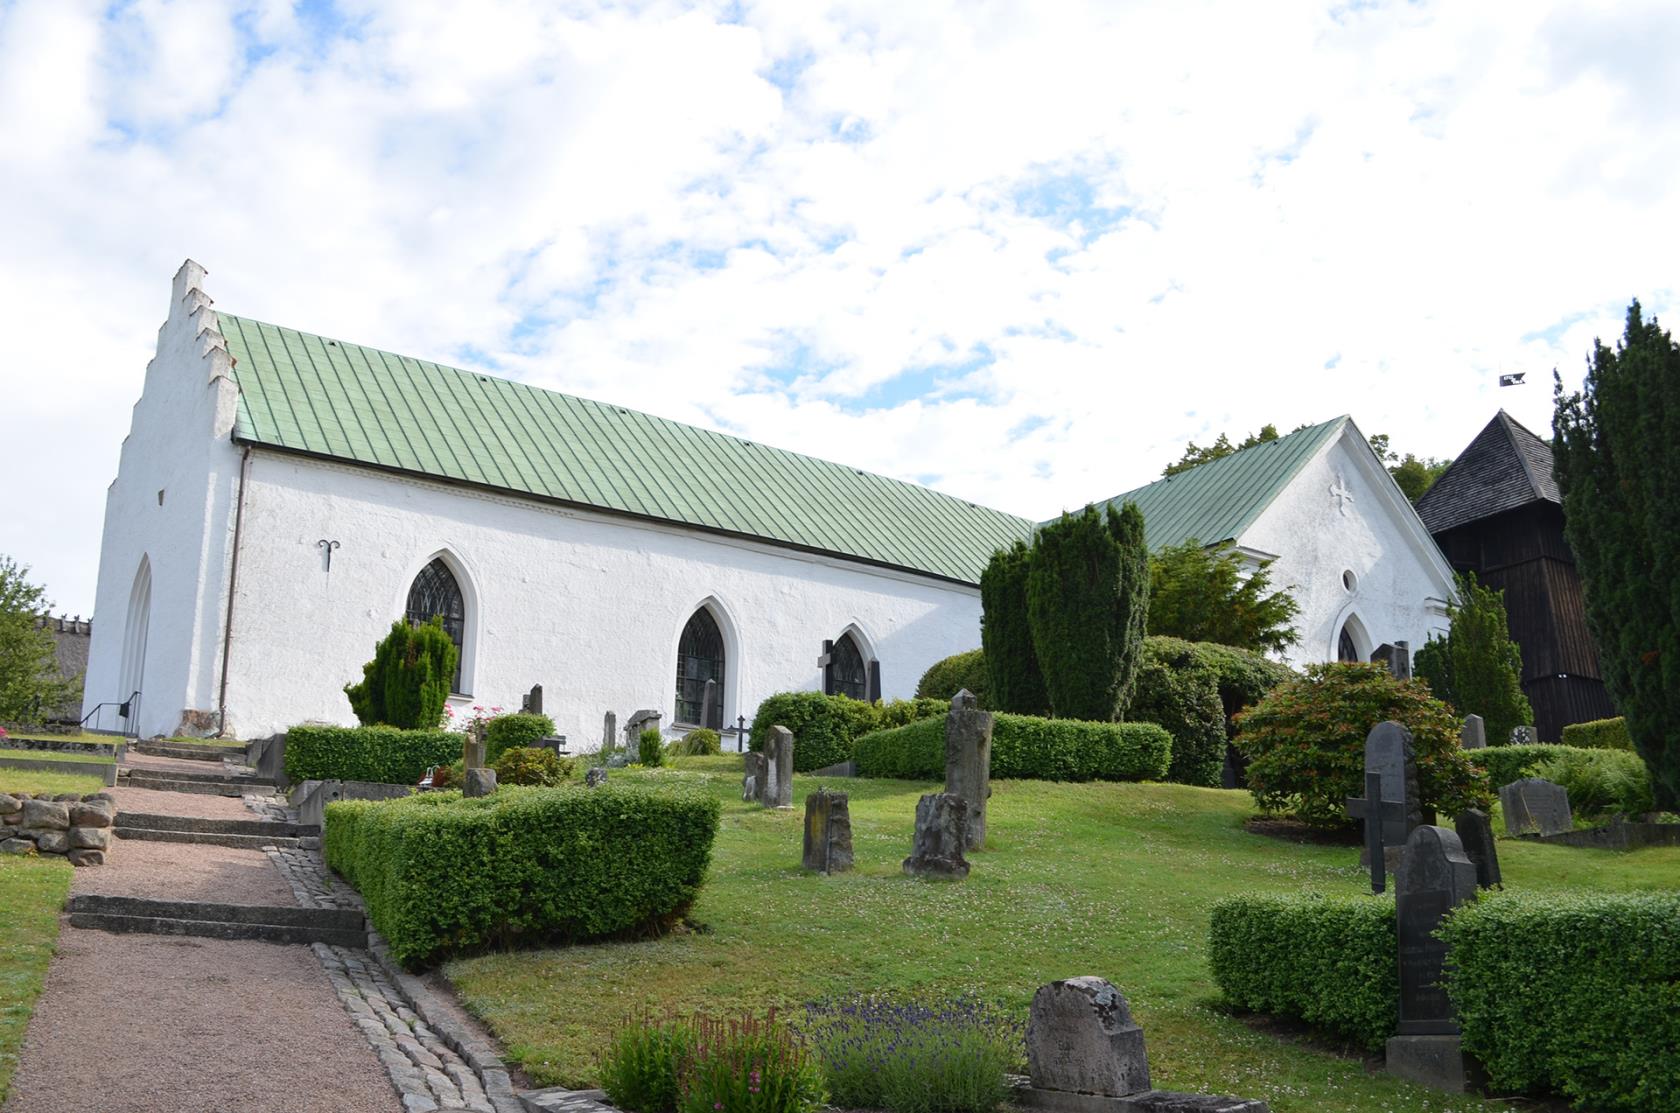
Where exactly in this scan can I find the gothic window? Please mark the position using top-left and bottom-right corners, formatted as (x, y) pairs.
(826, 633), (868, 701)
(1338, 623), (1359, 663)
(406, 558), (466, 693)
(676, 608), (725, 728)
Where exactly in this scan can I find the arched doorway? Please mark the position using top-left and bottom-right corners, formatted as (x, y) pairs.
(676, 608), (725, 728)
(406, 557), (466, 693)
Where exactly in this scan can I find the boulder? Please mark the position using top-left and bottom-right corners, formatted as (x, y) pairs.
(0, 838), (36, 856)
(35, 831), (69, 855)
(464, 768), (498, 798)
(21, 799), (70, 831)
(585, 767), (609, 788)
(68, 801), (115, 828)
(67, 849), (105, 867)
(0, 793), (18, 814)
(69, 827), (111, 850)
(53, 793), (80, 803)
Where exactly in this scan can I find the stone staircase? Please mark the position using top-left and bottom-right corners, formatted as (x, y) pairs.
(120, 764), (276, 797)
(113, 811), (319, 850)
(66, 894), (366, 947)
(134, 739), (239, 763)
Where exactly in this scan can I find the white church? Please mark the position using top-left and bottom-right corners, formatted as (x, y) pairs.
(83, 262), (1455, 743)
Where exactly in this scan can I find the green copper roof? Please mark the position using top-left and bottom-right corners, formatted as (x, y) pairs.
(218, 313), (1033, 584)
(1079, 416), (1349, 549)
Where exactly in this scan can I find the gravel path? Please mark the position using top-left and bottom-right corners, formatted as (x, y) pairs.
(72, 839), (299, 905)
(106, 784), (257, 818)
(123, 751), (241, 776)
(2, 931), (404, 1113)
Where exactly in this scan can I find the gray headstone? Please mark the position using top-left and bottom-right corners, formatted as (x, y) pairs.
(903, 793), (969, 880)
(1499, 777), (1572, 837)
(1395, 826), (1479, 1035)
(522, 684), (543, 715)
(742, 752), (767, 804)
(701, 679), (719, 730)
(463, 736), (487, 771)
(602, 711), (617, 755)
(624, 708), (662, 745)
(1366, 721), (1422, 845)
(1459, 715), (1485, 750)
(585, 767), (608, 788)
(1025, 977), (1150, 1097)
(945, 690), (993, 852)
(765, 725), (794, 809)
(1453, 808), (1501, 890)
(802, 788), (854, 874)
(463, 768), (498, 798)
(1371, 642), (1412, 680)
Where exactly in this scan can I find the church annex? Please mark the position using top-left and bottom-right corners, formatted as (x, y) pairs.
(84, 262), (1458, 743)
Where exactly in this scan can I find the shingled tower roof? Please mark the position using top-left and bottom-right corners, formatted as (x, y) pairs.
(1414, 411), (1559, 535)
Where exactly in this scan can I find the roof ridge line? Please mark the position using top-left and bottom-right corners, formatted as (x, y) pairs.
(1496, 410), (1549, 502)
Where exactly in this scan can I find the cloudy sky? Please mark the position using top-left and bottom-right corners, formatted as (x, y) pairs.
(4, 0), (1677, 616)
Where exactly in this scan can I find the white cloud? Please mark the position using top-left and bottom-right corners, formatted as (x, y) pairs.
(2, 0), (1678, 615)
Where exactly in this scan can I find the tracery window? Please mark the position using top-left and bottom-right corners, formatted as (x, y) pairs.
(406, 558), (466, 693)
(827, 633), (868, 700)
(676, 608), (725, 728)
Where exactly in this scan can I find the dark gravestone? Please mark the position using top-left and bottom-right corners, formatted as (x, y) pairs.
(903, 793), (969, 880)
(765, 725), (794, 809)
(1344, 721), (1422, 889)
(802, 788), (854, 874)
(1453, 809), (1501, 890)
(944, 690), (993, 851)
(1371, 642), (1412, 680)
(1459, 714), (1485, 750)
(742, 752), (767, 804)
(1387, 825), (1482, 1092)
(521, 684), (543, 715)
(602, 711), (617, 757)
(1499, 778), (1572, 837)
(701, 679), (719, 730)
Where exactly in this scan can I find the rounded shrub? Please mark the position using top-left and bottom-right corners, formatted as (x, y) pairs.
(638, 727), (665, 767)
(1234, 661), (1491, 827)
(915, 649), (988, 704)
(749, 692), (883, 772)
(493, 746), (573, 786)
(1130, 637), (1226, 786)
(484, 712), (555, 762)
(670, 728), (722, 757)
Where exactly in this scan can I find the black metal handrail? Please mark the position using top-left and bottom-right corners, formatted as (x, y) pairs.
(81, 691), (141, 738)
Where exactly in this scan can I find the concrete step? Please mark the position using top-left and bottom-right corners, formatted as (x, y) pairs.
(112, 827), (306, 850)
(134, 742), (231, 762)
(115, 812), (317, 838)
(124, 765), (271, 786)
(117, 777), (249, 798)
(66, 894), (365, 947)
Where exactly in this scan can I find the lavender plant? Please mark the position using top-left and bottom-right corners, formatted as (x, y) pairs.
(800, 995), (1023, 1113)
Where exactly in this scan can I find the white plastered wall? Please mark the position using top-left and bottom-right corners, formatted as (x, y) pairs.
(82, 262), (243, 737)
(221, 452), (985, 744)
(1238, 423), (1454, 669)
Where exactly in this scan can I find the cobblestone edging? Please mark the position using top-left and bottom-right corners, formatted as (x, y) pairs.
(265, 845), (363, 911)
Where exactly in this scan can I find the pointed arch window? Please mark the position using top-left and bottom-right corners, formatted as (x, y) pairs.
(407, 558), (465, 693)
(1338, 624), (1360, 663)
(676, 608), (725, 728)
(826, 632), (869, 701)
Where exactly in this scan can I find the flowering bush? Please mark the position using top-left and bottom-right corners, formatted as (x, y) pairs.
(799, 994), (1021, 1113)
(598, 1011), (822, 1113)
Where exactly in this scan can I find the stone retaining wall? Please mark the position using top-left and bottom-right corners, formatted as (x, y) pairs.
(0, 791), (115, 865)
(0, 756), (119, 786)
(1, 736), (125, 756)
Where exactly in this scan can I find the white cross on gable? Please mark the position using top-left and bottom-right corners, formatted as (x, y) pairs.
(1329, 474), (1355, 517)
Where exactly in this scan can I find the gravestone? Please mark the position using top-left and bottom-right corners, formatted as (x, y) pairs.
(1509, 725), (1536, 746)
(521, 684), (543, 715)
(624, 709), (661, 747)
(1371, 641), (1412, 680)
(1453, 808), (1501, 890)
(464, 768), (498, 798)
(602, 711), (617, 756)
(585, 767), (608, 788)
(903, 793), (969, 880)
(764, 726), (795, 808)
(701, 679), (719, 731)
(1014, 977), (1269, 1112)
(802, 788), (854, 874)
(1499, 778), (1572, 837)
(1459, 714), (1486, 750)
(742, 752), (767, 804)
(1344, 721), (1422, 889)
(945, 690), (993, 851)
(1387, 825), (1482, 1092)
(463, 735), (487, 771)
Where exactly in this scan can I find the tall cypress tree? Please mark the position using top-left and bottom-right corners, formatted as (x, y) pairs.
(1444, 574), (1533, 744)
(1554, 301), (1680, 808)
(1026, 502), (1150, 721)
(980, 540), (1049, 715)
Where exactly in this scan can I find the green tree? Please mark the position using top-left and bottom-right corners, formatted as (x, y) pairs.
(1554, 300), (1680, 807)
(1146, 538), (1300, 654)
(1413, 635), (1453, 705)
(344, 617), (458, 729)
(980, 540), (1049, 715)
(1368, 433), (1452, 502)
(0, 557), (73, 724)
(1026, 503), (1150, 720)
(1443, 574), (1533, 744)
(1162, 425), (1281, 477)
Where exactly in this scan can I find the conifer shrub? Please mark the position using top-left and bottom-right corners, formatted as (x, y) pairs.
(638, 728), (665, 767)
(1027, 503), (1150, 721)
(981, 541), (1049, 715)
(915, 648), (988, 705)
(484, 712), (555, 762)
(1417, 574), (1534, 744)
(344, 618), (458, 730)
(286, 724), (461, 785)
(854, 713), (1170, 782)
(324, 783), (721, 968)
(1233, 662), (1490, 827)
(1130, 637), (1227, 786)
(1561, 716), (1635, 751)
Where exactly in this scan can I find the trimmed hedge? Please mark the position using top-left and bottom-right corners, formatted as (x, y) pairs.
(484, 713), (555, 762)
(1441, 891), (1680, 1113)
(286, 725), (462, 785)
(1208, 893), (1397, 1050)
(853, 713), (1171, 783)
(915, 648), (988, 704)
(324, 783), (722, 968)
(1561, 716), (1635, 751)
(748, 692), (945, 773)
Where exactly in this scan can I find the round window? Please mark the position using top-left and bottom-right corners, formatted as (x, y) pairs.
(1342, 569), (1358, 593)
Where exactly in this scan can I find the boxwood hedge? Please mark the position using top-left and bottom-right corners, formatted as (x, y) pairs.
(748, 692), (945, 772)
(324, 783), (722, 968)
(285, 725), (462, 785)
(1560, 716), (1634, 751)
(853, 712), (1171, 782)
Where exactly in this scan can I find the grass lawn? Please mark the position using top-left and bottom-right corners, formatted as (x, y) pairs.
(446, 756), (1678, 1113)
(0, 857), (71, 1105)
(0, 751), (114, 766)
(0, 770), (109, 797)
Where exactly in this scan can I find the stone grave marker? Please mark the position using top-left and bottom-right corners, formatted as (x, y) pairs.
(464, 768), (498, 798)
(1509, 724), (1536, 745)
(623, 709), (661, 748)
(1453, 808), (1501, 890)
(584, 767), (608, 788)
(463, 734), (487, 772)
(601, 711), (617, 756)
(1499, 778), (1572, 837)
(1387, 825), (1481, 1092)
(1460, 714), (1485, 750)
(764, 725), (794, 809)
(903, 793), (969, 880)
(1371, 641), (1412, 680)
(945, 689), (992, 851)
(1344, 721), (1423, 890)
(742, 752), (767, 804)
(521, 684), (543, 715)
(802, 788), (854, 874)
